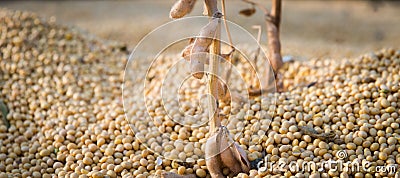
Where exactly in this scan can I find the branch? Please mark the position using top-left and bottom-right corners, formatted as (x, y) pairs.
(243, 0), (284, 93)
(221, 0), (235, 98)
(204, 0), (221, 134)
(267, 0), (283, 92)
(271, 0), (281, 31)
(266, 0), (283, 76)
(205, 0), (219, 16)
(250, 25), (262, 89)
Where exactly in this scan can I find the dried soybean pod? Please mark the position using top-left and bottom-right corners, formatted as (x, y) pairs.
(231, 142), (250, 173)
(190, 17), (218, 79)
(205, 131), (224, 178)
(219, 127), (250, 174)
(195, 17), (219, 47)
(170, 0), (197, 19)
(219, 128), (243, 174)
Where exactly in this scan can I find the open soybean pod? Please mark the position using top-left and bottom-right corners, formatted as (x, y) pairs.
(205, 126), (250, 177)
(169, 0), (197, 19)
(205, 127), (225, 178)
(219, 127), (250, 174)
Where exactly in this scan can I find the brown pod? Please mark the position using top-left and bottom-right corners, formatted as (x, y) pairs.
(170, 0), (197, 19)
(205, 132), (225, 178)
(196, 17), (218, 45)
(219, 128), (243, 174)
(231, 142), (250, 173)
(189, 18), (218, 79)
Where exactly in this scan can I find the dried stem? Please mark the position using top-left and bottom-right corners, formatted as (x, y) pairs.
(267, 0), (283, 74)
(221, 0), (235, 86)
(205, 0), (219, 16)
(251, 25), (262, 88)
(242, 0), (283, 93)
(208, 27), (221, 134)
(205, 0), (221, 134)
(221, 0), (233, 46)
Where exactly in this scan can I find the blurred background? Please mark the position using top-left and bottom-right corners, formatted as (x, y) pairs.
(1, 0), (399, 59)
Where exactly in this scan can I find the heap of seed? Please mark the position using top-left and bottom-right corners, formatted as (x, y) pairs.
(1, 8), (399, 178)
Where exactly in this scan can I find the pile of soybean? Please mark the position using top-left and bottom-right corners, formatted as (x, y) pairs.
(1, 8), (400, 178)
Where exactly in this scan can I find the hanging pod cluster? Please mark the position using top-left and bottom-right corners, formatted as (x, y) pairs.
(181, 21), (228, 99)
(170, 1), (249, 177)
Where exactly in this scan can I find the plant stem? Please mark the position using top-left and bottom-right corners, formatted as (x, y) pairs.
(242, 0), (283, 93)
(208, 20), (221, 134)
(267, 0), (283, 74)
(221, 0), (235, 93)
(205, 0), (218, 16)
(251, 25), (262, 88)
(271, 0), (281, 31)
(205, 0), (221, 134)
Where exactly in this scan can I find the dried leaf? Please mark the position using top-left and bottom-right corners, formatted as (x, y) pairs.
(170, 0), (197, 19)
(306, 81), (318, 88)
(299, 126), (337, 142)
(239, 8), (256, 17)
(299, 125), (319, 135)
(362, 77), (376, 83)
(379, 89), (390, 94)
(0, 99), (10, 128)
